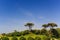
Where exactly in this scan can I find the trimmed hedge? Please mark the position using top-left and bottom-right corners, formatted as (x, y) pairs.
(27, 37), (35, 40)
(35, 37), (41, 40)
(1, 37), (9, 40)
(19, 37), (26, 40)
(11, 37), (18, 40)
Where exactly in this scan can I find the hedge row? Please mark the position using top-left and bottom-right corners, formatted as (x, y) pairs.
(0, 36), (53, 40)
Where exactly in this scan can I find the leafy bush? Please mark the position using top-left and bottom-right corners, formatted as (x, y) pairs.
(46, 37), (50, 40)
(19, 37), (26, 40)
(11, 37), (18, 40)
(41, 28), (47, 35)
(22, 30), (30, 35)
(35, 37), (41, 40)
(42, 36), (48, 40)
(50, 29), (59, 38)
(31, 30), (40, 35)
(1, 37), (9, 40)
(27, 37), (35, 40)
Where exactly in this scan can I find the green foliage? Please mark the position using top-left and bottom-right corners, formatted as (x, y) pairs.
(41, 28), (47, 35)
(25, 22), (34, 31)
(35, 37), (41, 40)
(50, 29), (59, 38)
(22, 30), (30, 36)
(1, 37), (9, 40)
(19, 37), (26, 40)
(6, 30), (21, 37)
(27, 37), (35, 40)
(2, 33), (6, 36)
(11, 37), (18, 40)
(42, 36), (48, 40)
(0, 38), (1, 40)
(46, 37), (50, 40)
(31, 30), (40, 35)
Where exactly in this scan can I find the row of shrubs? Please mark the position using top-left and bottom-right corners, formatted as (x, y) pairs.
(1, 29), (60, 39)
(0, 36), (51, 40)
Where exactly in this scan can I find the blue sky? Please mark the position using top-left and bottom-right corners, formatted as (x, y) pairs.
(0, 0), (60, 33)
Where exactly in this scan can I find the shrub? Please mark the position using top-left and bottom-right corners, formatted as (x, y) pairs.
(11, 37), (18, 40)
(22, 30), (30, 35)
(41, 28), (47, 35)
(35, 37), (41, 40)
(1, 37), (9, 40)
(46, 37), (50, 40)
(42, 36), (48, 40)
(19, 37), (26, 40)
(27, 37), (35, 40)
(52, 38), (54, 40)
(51, 29), (59, 38)
(31, 30), (40, 35)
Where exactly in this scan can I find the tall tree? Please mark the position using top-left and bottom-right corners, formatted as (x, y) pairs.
(48, 23), (57, 29)
(42, 24), (48, 29)
(48, 23), (58, 37)
(24, 22), (34, 31)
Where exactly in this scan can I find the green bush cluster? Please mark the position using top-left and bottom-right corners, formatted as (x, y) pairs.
(19, 37), (26, 40)
(35, 37), (41, 40)
(11, 37), (18, 40)
(1, 37), (9, 40)
(27, 37), (35, 40)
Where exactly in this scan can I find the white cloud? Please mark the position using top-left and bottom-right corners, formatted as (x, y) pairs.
(39, 16), (44, 19)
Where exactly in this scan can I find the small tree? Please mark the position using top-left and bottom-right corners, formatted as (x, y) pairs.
(2, 33), (6, 36)
(42, 24), (48, 29)
(24, 22), (34, 31)
(48, 23), (57, 29)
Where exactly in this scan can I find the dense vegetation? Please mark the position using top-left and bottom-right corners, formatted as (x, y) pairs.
(0, 22), (60, 40)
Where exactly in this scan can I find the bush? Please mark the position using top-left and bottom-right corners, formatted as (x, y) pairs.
(31, 30), (41, 35)
(11, 37), (18, 40)
(35, 37), (41, 40)
(22, 30), (30, 35)
(1, 37), (9, 40)
(46, 37), (50, 40)
(27, 37), (35, 40)
(50, 29), (59, 38)
(19, 37), (26, 40)
(41, 29), (47, 35)
(42, 36), (48, 40)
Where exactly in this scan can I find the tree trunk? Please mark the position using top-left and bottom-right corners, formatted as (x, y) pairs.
(29, 26), (32, 31)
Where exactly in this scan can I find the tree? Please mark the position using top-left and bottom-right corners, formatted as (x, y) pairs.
(2, 33), (6, 36)
(48, 23), (57, 29)
(48, 23), (58, 38)
(24, 22), (34, 31)
(42, 24), (48, 29)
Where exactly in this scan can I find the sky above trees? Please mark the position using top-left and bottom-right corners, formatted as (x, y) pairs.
(0, 0), (60, 33)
